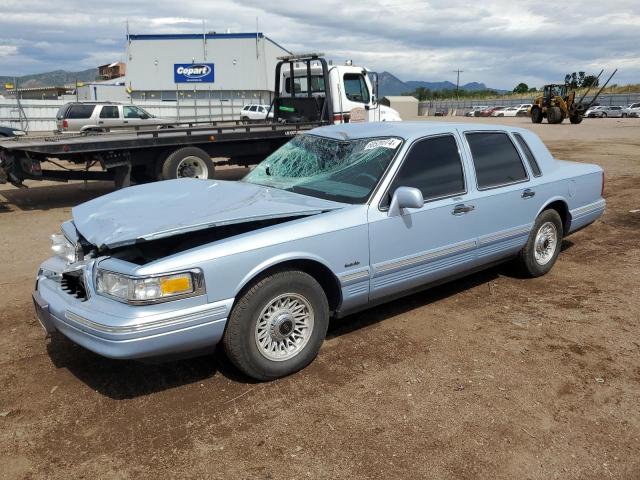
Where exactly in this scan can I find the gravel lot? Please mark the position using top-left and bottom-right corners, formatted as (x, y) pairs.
(1, 117), (639, 479)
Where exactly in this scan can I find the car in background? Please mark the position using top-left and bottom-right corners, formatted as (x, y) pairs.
(479, 106), (501, 117)
(240, 104), (274, 122)
(494, 106), (519, 117)
(585, 105), (627, 118)
(489, 107), (507, 117)
(0, 126), (26, 137)
(56, 102), (174, 133)
(33, 121), (605, 380)
(465, 106), (488, 117)
(624, 102), (640, 117)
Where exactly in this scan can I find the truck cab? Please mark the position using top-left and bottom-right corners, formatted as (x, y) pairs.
(275, 54), (401, 124)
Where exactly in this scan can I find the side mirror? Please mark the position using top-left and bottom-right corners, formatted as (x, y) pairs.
(388, 186), (423, 216)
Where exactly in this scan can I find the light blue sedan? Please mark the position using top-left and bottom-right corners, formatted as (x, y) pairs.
(33, 122), (605, 380)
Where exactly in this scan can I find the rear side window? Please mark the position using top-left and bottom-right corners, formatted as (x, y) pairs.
(512, 133), (542, 177)
(249, 105), (258, 112)
(466, 132), (528, 189)
(99, 106), (119, 119)
(390, 135), (465, 202)
(66, 105), (95, 119)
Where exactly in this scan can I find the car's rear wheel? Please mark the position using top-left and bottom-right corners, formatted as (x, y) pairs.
(516, 209), (564, 277)
(601, 112), (607, 118)
(223, 270), (329, 380)
(160, 146), (215, 180)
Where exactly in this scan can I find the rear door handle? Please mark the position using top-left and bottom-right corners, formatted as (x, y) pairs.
(452, 204), (475, 215)
(522, 188), (536, 199)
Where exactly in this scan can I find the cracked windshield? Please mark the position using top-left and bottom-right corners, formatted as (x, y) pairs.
(243, 134), (402, 203)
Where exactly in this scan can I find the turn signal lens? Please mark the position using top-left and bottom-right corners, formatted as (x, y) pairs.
(160, 274), (193, 295)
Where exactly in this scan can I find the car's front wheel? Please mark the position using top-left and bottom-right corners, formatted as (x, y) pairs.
(517, 209), (564, 277)
(223, 270), (330, 380)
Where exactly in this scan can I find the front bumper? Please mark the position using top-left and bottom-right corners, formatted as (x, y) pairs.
(34, 257), (233, 360)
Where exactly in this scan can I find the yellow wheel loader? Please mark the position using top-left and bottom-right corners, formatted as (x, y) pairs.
(530, 69), (617, 125)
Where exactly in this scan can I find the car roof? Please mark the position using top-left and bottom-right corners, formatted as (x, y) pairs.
(310, 121), (533, 142)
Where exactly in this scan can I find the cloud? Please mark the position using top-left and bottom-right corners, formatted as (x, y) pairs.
(0, 0), (638, 88)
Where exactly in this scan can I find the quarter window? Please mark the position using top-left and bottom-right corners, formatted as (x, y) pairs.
(66, 105), (96, 119)
(390, 135), (465, 203)
(466, 132), (528, 189)
(99, 106), (119, 119)
(512, 133), (542, 177)
(343, 74), (370, 104)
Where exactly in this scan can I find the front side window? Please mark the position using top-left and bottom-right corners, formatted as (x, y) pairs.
(123, 106), (151, 119)
(99, 106), (119, 119)
(389, 135), (465, 204)
(466, 132), (528, 189)
(243, 135), (402, 204)
(343, 74), (370, 104)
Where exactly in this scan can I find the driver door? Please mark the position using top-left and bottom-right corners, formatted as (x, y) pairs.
(367, 134), (478, 300)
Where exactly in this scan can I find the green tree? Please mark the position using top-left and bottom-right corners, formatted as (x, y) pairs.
(582, 75), (599, 87)
(513, 82), (529, 94)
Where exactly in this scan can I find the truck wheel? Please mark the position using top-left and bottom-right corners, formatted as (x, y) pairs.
(516, 209), (564, 277)
(161, 147), (215, 180)
(223, 270), (330, 381)
(570, 114), (583, 124)
(531, 108), (543, 123)
(547, 107), (562, 124)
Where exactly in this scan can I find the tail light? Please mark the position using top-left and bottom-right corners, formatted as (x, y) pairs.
(62, 119), (68, 129)
(332, 113), (343, 123)
(601, 171), (605, 197)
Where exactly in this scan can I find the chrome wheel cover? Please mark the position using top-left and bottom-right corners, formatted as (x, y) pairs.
(254, 293), (314, 362)
(177, 156), (208, 179)
(534, 221), (558, 265)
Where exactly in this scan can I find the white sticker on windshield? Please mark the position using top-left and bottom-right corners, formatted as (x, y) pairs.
(364, 138), (402, 150)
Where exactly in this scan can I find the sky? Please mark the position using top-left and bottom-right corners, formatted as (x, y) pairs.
(1, 0), (639, 89)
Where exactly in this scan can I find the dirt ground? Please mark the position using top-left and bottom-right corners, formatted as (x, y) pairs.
(1, 117), (639, 479)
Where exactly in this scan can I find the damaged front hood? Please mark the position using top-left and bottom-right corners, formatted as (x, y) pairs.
(72, 179), (346, 249)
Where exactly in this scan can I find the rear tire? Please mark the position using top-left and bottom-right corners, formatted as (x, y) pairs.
(547, 106), (563, 124)
(516, 209), (564, 277)
(160, 146), (215, 180)
(570, 114), (583, 124)
(223, 270), (330, 381)
(601, 112), (607, 118)
(531, 107), (543, 123)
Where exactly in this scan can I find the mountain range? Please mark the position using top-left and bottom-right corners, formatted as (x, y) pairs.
(1, 68), (504, 96)
(0, 69), (98, 89)
(377, 71), (506, 97)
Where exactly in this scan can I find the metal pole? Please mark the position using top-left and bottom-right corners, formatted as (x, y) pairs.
(453, 69), (464, 100)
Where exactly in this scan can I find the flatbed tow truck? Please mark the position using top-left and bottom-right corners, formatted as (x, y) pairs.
(0, 54), (395, 189)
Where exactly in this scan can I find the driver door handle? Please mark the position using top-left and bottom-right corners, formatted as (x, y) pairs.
(452, 204), (475, 215)
(522, 188), (536, 199)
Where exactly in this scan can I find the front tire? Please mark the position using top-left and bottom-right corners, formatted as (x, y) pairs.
(223, 270), (330, 381)
(516, 209), (564, 277)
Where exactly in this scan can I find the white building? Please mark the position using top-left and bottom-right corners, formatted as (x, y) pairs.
(124, 32), (291, 104)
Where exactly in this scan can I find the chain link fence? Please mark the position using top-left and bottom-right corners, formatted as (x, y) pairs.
(418, 92), (640, 116)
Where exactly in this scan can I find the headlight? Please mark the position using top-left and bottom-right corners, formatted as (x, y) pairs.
(51, 234), (77, 263)
(95, 269), (203, 304)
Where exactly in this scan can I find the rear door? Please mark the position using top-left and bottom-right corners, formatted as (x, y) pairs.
(367, 133), (478, 300)
(97, 105), (120, 129)
(458, 130), (543, 265)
